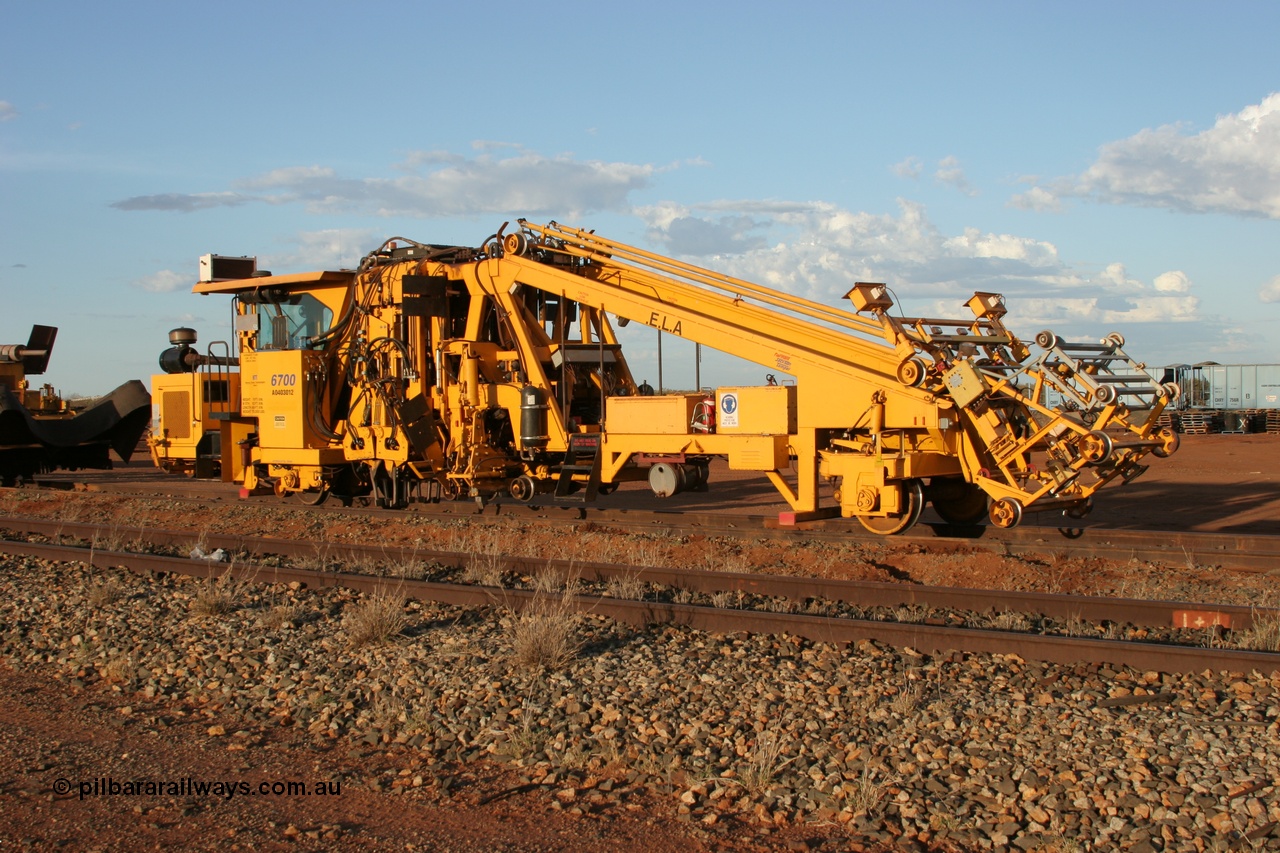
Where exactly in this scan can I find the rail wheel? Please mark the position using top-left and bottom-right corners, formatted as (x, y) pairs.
(297, 486), (329, 506)
(509, 475), (536, 502)
(989, 497), (1023, 529)
(1152, 426), (1180, 458)
(1035, 330), (1060, 349)
(895, 357), (927, 388)
(931, 482), (988, 525)
(328, 464), (364, 508)
(1063, 497), (1093, 520)
(1079, 430), (1113, 465)
(857, 479), (924, 535)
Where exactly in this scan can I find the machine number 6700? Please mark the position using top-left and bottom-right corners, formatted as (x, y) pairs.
(270, 374), (297, 387)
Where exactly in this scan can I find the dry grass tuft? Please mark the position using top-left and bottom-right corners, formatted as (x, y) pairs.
(510, 587), (582, 671)
(605, 572), (647, 601)
(845, 764), (889, 817)
(85, 576), (125, 607)
(101, 654), (134, 685)
(531, 567), (566, 595)
(893, 604), (927, 624)
(890, 684), (923, 716)
(990, 610), (1032, 632)
(463, 543), (505, 587)
(389, 550), (428, 580)
(92, 525), (143, 554)
(1235, 609), (1280, 652)
(261, 602), (306, 629)
(344, 590), (408, 647)
(491, 703), (548, 761)
(738, 732), (794, 794)
(190, 571), (240, 618)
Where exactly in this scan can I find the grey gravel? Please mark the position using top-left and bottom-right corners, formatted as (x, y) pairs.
(2, 552), (1279, 851)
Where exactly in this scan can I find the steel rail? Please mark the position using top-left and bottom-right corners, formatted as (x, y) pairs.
(20, 476), (1280, 572)
(2, 520), (1275, 672)
(2, 514), (1264, 629)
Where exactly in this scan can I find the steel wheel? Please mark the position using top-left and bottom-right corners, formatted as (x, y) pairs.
(857, 479), (924, 535)
(932, 482), (988, 525)
(297, 486), (328, 506)
(1079, 430), (1114, 465)
(1063, 497), (1094, 520)
(509, 475), (536, 502)
(989, 497), (1024, 528)
(1152, 427), (1180, 458)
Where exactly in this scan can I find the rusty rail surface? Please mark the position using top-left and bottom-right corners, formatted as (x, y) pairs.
(18, 475), (1280, 572)
(0, 515), (1267, 632)
(1, 524), (1276, 676)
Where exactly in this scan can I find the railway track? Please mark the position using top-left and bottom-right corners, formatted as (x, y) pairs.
(15, 475), (1280, 573)
(3, 516), (1277, 677)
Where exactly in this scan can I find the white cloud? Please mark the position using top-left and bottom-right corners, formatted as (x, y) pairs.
(1153, 270), (1191, 293)
(1008, 186), (1063, 213)
(934, 156), (977, 196)
(395, 150), (465, 171)
(1057, 93), (1280, 218)
(111, 147), (656, 218)
(112, 191), (251, 212)
(0, 101), (16, 122)
(1097, 262), (1135, 289)
(264, 228), (378, 272)
(638, 199), (1201, 332)
(1014, 294), (1199, 326)
(239, 165), (335, 189)
(943, 228), (1059, 266)
(134, 269), (187, 293)
(1260, 274), (1280, 303)
(470, 140), (524, 152)
(891, 156), (922, 179)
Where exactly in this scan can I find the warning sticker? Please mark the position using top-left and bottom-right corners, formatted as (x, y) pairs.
(719, 393), (739, 429)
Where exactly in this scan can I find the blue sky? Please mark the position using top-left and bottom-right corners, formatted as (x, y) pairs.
(3, 1), (1279, 394)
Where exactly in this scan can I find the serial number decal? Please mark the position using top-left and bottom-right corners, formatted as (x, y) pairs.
(271, 373), (297, 395)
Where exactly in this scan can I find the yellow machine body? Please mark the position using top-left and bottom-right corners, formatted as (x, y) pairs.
(149, 370), (241, 478)
(182, 221), (1178, 532)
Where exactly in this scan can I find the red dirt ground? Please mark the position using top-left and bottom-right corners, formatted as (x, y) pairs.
(37, 433), (1280, 535)
(2, 434), (1277, 850)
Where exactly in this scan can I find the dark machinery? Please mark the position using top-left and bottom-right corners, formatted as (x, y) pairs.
(0, 325), (151, 486)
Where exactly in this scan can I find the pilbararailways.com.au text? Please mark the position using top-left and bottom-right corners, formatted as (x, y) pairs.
(56, 777), (342, 800)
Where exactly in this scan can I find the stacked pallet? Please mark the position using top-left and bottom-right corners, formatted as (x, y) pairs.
(1156, 411), (1179, 432)
(1178, 410), (1223, 434)
(1221, 410), (1251, 434)
(1269, 410), (1280, 434)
